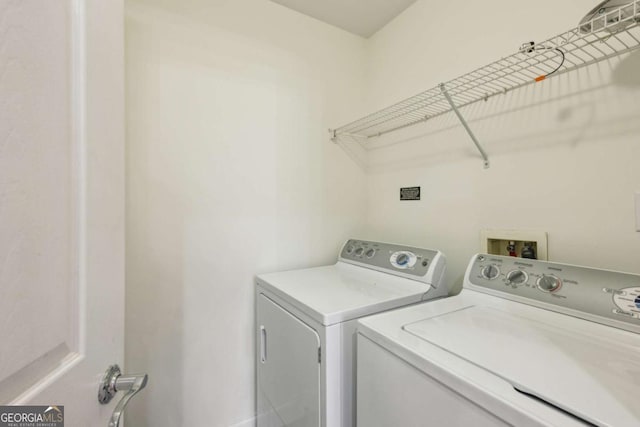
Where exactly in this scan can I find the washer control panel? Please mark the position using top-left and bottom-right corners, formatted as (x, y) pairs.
(466, 254), (640, 330)
(340, 239), (441, 280)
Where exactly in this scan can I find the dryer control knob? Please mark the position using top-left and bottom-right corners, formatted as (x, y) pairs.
(390, 251), (416, 269)
(396, 253), (409, 265)
(481, 265), (500, 280)
(537, 275), (562, 292)
(354, 247), (364, 257)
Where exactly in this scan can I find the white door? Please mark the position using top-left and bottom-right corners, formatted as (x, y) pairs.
(0, 0), (125, 426)
(257, 294), (321, 427)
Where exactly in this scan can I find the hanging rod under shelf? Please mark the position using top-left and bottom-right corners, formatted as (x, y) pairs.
(329, 0), (640, 165)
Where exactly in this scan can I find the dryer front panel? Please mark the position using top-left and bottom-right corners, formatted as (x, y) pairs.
(257, 293), (321, 427)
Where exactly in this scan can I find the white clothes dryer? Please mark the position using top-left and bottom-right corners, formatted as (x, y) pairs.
(357, 253), (640, 427)
(255, 239), (448, 427)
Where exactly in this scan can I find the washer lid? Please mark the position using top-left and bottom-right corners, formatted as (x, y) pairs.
(257, 262), (433, 326)
(403, 305), (640, 427)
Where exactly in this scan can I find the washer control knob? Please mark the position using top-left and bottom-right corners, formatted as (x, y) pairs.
(506, 269), (528, 285)
(365, 248), (376, 258)
(354, 247), (364, 257)
(537, 275), (562, 292)
(481, 265), (500, 280)
(345, 245), (355, 254)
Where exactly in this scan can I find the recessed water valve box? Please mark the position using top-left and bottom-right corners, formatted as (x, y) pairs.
(480, 229), (548, 260)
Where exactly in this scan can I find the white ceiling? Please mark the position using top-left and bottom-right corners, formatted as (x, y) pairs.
(269, 0), (418, 38)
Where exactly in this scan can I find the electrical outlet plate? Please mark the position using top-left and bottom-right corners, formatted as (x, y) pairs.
(480, 229), (548, 261)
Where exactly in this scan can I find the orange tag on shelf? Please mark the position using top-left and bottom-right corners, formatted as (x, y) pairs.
(535, 75), (546, 82)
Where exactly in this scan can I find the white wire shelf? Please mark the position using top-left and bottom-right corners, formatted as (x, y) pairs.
(330, 1), (640, 168)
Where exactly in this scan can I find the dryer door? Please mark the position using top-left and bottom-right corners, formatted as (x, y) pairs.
(257, 294), (321, 427)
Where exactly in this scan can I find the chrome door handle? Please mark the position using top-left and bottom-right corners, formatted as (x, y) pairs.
(260, 325), (267, 363)
(98, 364), (148, 427)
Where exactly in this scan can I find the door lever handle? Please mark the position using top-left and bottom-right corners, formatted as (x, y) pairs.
(98, 364), (148, 427)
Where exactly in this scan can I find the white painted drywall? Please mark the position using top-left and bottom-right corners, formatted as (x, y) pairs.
(125, 0), (366, 426)
(126, 0), (640, 425)
(362, 0), (640, 292)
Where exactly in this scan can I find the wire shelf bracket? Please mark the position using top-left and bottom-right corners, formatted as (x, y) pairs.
(439, 83), (490, 168)
(329, 0), (640, 169)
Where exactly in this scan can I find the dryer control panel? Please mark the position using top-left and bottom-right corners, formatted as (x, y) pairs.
(466, 254), (640, 332)
(339, 239), (445, 286)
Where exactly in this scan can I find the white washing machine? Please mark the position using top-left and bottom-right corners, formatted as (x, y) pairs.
(255, 239), (448, 427)
(357, 253), (640, 427)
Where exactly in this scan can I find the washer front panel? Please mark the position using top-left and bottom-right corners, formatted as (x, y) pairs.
(466, 254), (640, 329)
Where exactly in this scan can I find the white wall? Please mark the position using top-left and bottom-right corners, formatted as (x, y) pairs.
(362, 0), (640, 291)
(126, 0), (640, 425)
(124, 1), (366, 426)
